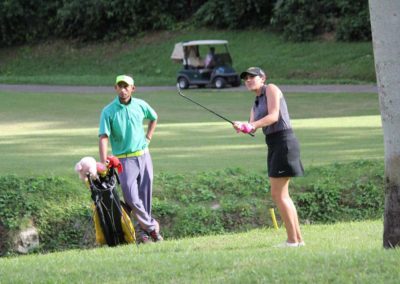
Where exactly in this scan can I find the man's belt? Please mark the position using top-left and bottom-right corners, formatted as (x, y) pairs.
(115, 148), (148, 159)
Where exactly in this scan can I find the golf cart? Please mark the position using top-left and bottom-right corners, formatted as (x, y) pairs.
(171, 40), (241, 89)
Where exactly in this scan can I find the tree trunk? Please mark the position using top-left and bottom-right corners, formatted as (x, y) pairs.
(369, 0), (400, 248)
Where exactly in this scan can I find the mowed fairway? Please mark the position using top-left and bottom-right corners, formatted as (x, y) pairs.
(0, 89), (382, 177)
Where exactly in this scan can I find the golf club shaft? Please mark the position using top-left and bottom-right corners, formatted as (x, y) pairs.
(179, 92), (234, 124)
(176, 84), (254, 137)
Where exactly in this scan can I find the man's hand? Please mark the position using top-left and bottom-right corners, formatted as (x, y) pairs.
(146, 135), (151, 145)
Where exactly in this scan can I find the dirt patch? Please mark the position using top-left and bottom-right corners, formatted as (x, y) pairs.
(0, 222), (8, 256)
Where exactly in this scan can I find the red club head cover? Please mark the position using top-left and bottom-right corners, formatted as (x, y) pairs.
(106, 156), (123, 174)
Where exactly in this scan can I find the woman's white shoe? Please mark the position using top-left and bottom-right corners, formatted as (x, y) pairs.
(275, 241), (299, 248)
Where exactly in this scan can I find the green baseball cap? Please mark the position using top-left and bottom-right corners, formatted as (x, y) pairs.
(116, 75), (134, 86)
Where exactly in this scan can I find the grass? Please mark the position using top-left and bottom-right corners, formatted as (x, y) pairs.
(0, 89), (382, 177)
(1, 220), (399, 283)
(0, 29), (375, 86)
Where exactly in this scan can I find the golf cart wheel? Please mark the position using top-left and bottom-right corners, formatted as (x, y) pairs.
(214, 77), (226, 89)
(178, 77), (189, 89)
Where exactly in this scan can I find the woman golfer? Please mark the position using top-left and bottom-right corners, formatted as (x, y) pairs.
(233, 67), (305, 247)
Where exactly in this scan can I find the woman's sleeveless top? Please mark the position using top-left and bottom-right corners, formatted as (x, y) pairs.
(252, 84), (292, 135)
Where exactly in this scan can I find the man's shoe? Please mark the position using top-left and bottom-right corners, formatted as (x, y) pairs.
(149, 230), (163, 242)
(137, 234), (151, 244)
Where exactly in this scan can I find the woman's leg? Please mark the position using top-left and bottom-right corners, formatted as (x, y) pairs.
(289, 197), (303, 243)
(270, 177), (302, 243)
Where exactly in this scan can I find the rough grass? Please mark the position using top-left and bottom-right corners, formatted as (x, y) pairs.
(0, 30), (375, 85)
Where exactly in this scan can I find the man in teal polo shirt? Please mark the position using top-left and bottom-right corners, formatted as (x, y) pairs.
(98, 74), (163, 243)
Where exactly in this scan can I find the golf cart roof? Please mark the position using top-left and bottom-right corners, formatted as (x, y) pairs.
(170, 40), (229, 62)
(182, 40), (228, 46)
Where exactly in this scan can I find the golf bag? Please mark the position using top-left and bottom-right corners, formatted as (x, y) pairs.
(87, 168), (136, 246)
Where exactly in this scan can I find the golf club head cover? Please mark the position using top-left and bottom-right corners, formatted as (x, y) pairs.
(106, 156), (123, 174)
(96, 162), (108, 177)
(75, 156), (98, 181)
(240, 123), (255, 134)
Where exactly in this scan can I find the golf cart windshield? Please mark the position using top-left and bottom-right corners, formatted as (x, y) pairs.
(171, 40), (232, 68)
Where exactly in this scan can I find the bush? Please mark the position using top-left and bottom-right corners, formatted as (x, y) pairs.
(271, 0), (337, 41)
(0, 175), (92, 255)
(0, 160), (385, 255)
(0, 0), (201, 45)
(0, 0), (60, 46)
(335, 0), (371, 41)
(193, 0), (275, 29)
(0, 0), (371, 45)
(293, 161), (384, 223)
(153, 169), (272, 238)
(56, 0), (140, 41)
(271, 0), (371, 42)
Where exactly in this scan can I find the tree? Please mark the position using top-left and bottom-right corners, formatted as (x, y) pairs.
(369, 0), (400, 248)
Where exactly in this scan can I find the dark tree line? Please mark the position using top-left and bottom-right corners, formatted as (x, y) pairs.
(0, 0), (370, 47)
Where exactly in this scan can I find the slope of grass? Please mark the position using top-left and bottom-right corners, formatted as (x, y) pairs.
(0, 220), (398, 283)
(0, 30), (375, 86)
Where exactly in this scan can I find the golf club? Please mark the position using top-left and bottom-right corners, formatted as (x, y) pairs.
(176, 84), (254, 137)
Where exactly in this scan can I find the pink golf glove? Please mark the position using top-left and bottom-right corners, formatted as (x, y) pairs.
(240, 123), (255, 134)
